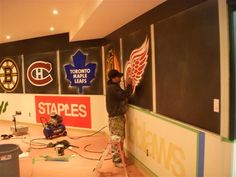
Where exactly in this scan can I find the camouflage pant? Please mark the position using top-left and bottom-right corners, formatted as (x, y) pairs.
(108, 115), (125, 163)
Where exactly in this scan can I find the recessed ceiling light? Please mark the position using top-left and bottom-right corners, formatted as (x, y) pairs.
(52, 9), (58, 15)
(50, 27), (54, 31)
(6, 35), (11, 39)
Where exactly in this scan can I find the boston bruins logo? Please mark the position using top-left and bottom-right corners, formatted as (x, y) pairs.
(0, 58), (19, 92)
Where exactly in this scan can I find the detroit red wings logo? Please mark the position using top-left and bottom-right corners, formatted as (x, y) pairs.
(124, 36), (149, 94)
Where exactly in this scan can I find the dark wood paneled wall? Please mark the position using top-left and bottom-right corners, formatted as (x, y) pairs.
(105, 0), (220, 134)
(0, 33), (106, 57)
(106, 0), (207, 41)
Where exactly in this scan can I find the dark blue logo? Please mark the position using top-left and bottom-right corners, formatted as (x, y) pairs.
(64, 50), (96, 93)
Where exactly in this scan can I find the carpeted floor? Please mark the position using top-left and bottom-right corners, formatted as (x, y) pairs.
(0, 120), (145, 177)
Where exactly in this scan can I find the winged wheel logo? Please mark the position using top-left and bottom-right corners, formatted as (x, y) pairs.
(124, 36), (149, 94)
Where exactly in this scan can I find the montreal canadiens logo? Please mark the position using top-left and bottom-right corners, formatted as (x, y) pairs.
(27, 61), (53, 86)
(124, 36), (149, 94)
(0, 58), (19, 92)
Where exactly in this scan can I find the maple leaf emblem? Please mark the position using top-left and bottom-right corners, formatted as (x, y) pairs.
(124, 36), (149, 94)
(64, 50), (96, 93)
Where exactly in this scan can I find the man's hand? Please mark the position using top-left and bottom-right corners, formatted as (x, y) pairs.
(125, 77), (132, 86)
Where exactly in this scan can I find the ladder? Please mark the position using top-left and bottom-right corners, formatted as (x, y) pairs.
(92, 136), (129, 177)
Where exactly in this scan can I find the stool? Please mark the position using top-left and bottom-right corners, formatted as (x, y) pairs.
(92, 136), (129, 177)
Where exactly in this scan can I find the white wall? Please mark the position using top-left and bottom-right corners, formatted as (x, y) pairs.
(125, 105), (235, 177)
(1, 93), (235, 177)
(0, 93), (108, 131)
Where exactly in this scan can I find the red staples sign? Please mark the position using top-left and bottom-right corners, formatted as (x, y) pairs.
(35, 96), (91, 128)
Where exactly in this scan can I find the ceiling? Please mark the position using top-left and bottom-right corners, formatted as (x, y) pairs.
(0, 0), (166, 44)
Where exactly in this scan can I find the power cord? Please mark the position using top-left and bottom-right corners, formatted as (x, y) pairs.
(68, 125), (107, 140)
(21, 125), (109, 160)
(67, 148), (112, 161)
(83, 144), (104, 153)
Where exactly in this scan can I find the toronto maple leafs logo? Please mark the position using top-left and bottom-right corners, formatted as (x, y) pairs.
(124, 36), (149, 94)
(64, 50), (96, 93)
